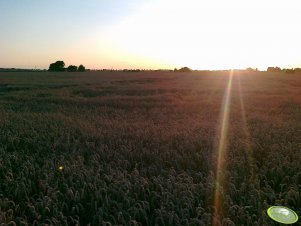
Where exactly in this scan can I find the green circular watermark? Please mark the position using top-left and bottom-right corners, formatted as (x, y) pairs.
(267, 206), (298, 224)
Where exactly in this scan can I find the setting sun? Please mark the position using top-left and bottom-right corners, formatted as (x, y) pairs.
(105, 0), (301, 70)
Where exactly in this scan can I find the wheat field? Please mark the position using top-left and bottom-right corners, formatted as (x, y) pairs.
(0, 71), (300, 225)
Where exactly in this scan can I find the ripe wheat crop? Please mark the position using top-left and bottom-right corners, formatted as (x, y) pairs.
(0, 71), (300, 225)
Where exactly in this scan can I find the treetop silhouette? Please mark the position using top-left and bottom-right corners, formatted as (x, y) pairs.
(48, 61), (65, 71)
(48, 61), (86, 72)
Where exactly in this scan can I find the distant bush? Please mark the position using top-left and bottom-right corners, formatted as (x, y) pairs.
(178, 67), (192, 72)
(284, 68), (301, 74)
(67, 65), (77, 72)
(48, 61), (65, 71)
(78, 65), (86, 72)
(123, 69), (141, 72)
(246, 67), (258, 72)
(67, 65), (78, 72)
(267, 67), (282, 72)
(295, 68), (301, 73)
(285, 69), (295, 74)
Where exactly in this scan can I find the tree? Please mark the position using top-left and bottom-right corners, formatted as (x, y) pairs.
(67, 65), (78, 72)
(285, 68), (295, 74)
(178, 67), (192, 72)
(78, 64), (86, 72)
(48, 61), (65, 71)
(267, 67), (282, 72)
(294, 68), (301, 73)
(246, 67), (258, 72)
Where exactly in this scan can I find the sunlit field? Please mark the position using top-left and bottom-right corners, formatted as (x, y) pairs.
(0, 71), (300, 225)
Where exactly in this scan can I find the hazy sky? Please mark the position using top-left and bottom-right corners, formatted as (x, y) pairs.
(1, 0), (301, 70)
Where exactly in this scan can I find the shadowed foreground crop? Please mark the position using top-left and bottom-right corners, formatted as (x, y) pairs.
(0, 71), (300, 225)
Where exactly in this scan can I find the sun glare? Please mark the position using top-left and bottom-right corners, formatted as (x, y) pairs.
(105, 0), (301, 70)
(213, 70), (234, 224)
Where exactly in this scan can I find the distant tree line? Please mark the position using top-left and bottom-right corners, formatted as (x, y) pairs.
(174, 67), (192, 72)
(48, 61), (86, 72)
(245, 67), (259, 72)
(44, 62), (301, 74)
(267, 67), (281, 72)
(267, 66), (301, 74)
(0, 68), (46, 72)
(122, 69), (141, 72)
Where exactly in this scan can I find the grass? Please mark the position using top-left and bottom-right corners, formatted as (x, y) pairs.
(0, 71), (300, 225)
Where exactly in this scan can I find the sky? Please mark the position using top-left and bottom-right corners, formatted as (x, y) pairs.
(1, 0), (301, 70)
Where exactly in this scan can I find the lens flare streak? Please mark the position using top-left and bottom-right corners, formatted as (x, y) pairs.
(213, 70), (234, 225)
